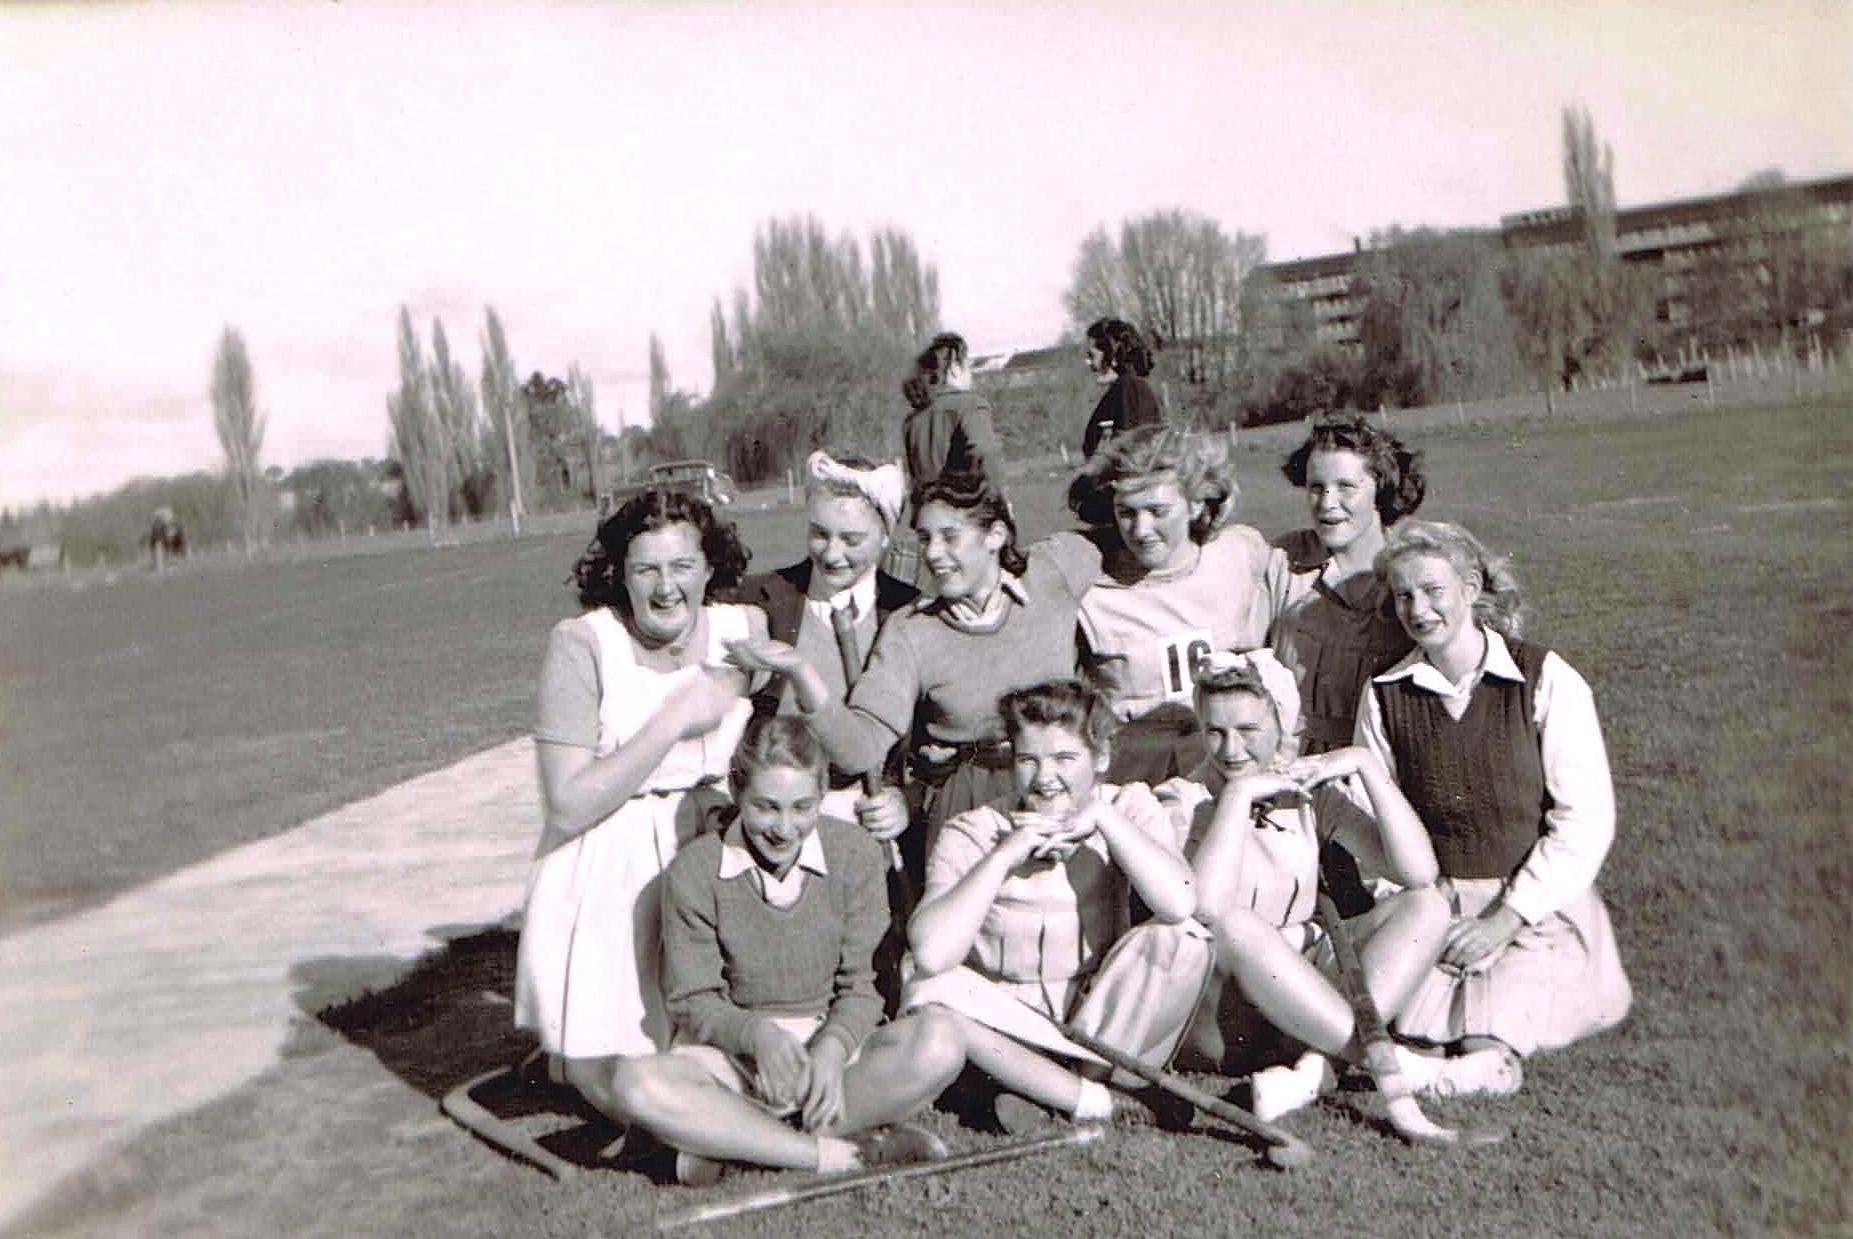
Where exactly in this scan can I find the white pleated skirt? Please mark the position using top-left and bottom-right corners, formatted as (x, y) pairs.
(1394, 877), (1632, 1057)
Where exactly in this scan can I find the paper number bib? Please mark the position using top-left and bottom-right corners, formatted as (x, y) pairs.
(1159, 629), (1214, 703)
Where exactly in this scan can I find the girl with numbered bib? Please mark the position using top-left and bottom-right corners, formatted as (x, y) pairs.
(1067, 425), (1289, 785)
(1359, 520), (1631, 1096)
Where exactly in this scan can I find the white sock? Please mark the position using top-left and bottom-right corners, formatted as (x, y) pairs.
(1071, 1079), (1115, 1121)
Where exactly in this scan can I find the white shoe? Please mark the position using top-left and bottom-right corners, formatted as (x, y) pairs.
(1250, 1052), (1336, 1122)
(674, 1149), (725, 1187)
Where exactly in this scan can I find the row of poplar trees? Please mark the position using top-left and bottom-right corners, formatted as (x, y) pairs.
(385, 307), (601, 531)
(647, 217), (941, 484)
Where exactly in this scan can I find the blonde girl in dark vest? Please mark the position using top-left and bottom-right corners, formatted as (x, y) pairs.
(1358, 521), (1631, 1098)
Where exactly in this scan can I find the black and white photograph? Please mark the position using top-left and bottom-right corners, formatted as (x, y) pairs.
(1, 2), (1848, 1234)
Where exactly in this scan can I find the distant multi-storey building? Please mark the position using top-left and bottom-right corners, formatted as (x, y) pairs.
(1264, 172), (1853, 357)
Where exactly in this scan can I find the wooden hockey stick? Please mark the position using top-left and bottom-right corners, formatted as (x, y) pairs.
(441, 1065), (582, 1180)
(1050, 1015), (1315, 1169)
(652, 1127), (1102, 1231)
(1315, 890), (1505, 1149)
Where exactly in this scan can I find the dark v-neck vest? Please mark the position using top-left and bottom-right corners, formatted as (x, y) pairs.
(1374, 638), (1551, 881)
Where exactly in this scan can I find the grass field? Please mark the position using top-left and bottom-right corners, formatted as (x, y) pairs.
(3, 398), (1850, 1236)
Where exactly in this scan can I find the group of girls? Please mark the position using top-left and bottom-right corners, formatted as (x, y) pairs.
(511, 409), (1632, 1185)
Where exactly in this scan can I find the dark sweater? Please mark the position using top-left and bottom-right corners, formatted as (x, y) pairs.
(1374, 638), (1550, 880)
(904, 389), (1002, 485)
(1082, 374), (1163, 458)
(730, 561), (919, 717)
(661, 816), (889, 1058)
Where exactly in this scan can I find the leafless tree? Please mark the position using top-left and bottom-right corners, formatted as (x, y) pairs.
(1073, 209), (1266, 384)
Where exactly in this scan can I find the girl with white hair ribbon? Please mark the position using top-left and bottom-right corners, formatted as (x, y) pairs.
(728, 450), (918, 830)
(1152, 648), (1453, 1122)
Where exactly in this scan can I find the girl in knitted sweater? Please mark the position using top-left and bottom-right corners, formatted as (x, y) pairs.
(603, 715), (961, 1185)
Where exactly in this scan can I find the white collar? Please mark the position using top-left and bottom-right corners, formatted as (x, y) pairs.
(803, 571), (878, 623)
(717, 822), (830, 881)
(1374, 627), (1522, 696)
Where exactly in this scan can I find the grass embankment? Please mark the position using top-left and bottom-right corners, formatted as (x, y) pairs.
(4, 400), (1850, 1236)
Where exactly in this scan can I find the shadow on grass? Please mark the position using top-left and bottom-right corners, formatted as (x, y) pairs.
(281, 925), (1305, 1181)
(294, 926), (530, 1100)
(288, 925), (683, 1181)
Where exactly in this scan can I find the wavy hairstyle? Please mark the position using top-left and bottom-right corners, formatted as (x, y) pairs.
(901, 372), (934, 412)
(1375, 519), (1525, 639)
(1066, 424), (1238, 543)
(727, 713), (829, 800)
(1280, 414), (1427, 525)
(998, 678), (1120, 755)
(911, 470), (1027, 576)
(1085, 318), (1154, 378)
(916, 332), (969, 386)
(570, 488), (751, 611)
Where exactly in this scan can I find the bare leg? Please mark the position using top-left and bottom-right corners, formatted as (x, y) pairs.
(1351, 887), (1451, 1026)
(1207, 908), (1353, 1057)
(831, 1008), (966, 1134)
(603, 1054), (826, 1170)
(934, 1008), (1088, 1114)
(560, 1053), (631, 1126)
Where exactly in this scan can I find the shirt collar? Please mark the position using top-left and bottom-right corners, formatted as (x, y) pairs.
(920, 571), (1029, 622)
(1279, 528), (1332, 574)
(803, 571), (878, 623)
(1373, 627), (1522, 694)
(717, 821), (829, 881)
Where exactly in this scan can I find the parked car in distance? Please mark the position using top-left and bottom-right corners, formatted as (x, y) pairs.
(599, 460), (737, 514)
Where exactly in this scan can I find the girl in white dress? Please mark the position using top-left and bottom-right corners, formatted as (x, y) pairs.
(514, 490), (765, 1125)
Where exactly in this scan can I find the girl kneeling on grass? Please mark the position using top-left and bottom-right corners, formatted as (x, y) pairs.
(1360, 520), (1632, 1094)
(1156, 650), (1449, 1120)
(905, 679), (1212, 1132)
(608, 715), (963, 1185)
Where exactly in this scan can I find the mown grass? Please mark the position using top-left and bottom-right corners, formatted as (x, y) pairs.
(4, 399), (1850, 1236)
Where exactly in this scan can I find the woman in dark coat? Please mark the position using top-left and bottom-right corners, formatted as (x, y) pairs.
(1081, 318), (1162, 459)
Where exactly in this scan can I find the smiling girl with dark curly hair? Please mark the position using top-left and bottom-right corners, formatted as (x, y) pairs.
(516, 487), (768, 1133)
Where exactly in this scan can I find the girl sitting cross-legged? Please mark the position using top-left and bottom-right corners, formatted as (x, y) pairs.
(1158, 649), (1450, 1121)
(904, 679), (1214, 1132)
(606, 715), (963, 1185)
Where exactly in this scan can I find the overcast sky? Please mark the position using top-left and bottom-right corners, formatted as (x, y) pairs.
(2, 0), (1848, 509)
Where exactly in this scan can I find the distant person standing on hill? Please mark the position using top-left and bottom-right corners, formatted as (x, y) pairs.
(1081, 319), (1162, 460)
(903, 333), (1002, 488)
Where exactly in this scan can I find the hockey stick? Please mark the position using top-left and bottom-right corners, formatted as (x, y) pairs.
(652, 1127), (1102, 1231)
(1314, 890), (1505, 1149)
(829, 603), (906, 877)
(441, 1065), (582, 1180)
(1050, 1015), (1315, 1169)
